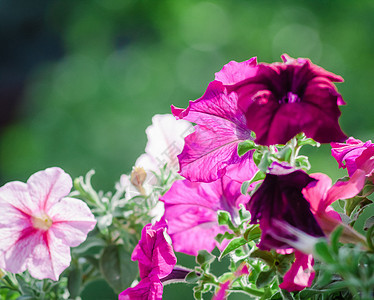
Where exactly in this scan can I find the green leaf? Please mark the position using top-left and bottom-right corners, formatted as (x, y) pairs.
(364, 216), (374, 231)
(73, 235), (106, 256)
(276, 146), (292, 162)
(279, 288), (295, 300)
(196, 250), (215, 266)
(219, 238), (248, 260)
(297, 137), (320, 147)
(353, 203), (374, 234)
(258, 151), (271, 173)
(238, 140), (256, 156)
(248, 170), (266, 185)
(15, 275), (34, 296)
(217, 210), (236, 231)
(253, 150), (263, 166)
(215, 232), (235, 244)
(241, 181), (251, 195)
(295, 155), (310, 170)
(330, 225), (343, 254)
(244, 225), (261, 242)
(314, 240), (335, 264)
(185, 271), (200, 284)
(250, 249), (275, 266)
(99, 244), (138, 294)
(256, 269), (276, 288)
(68, 265), (82, 298)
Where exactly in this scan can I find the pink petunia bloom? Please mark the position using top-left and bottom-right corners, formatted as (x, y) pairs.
(331, 137), (373, 176)
(119, 220), (177, 300)
(219, 54), (347, 146)
(279, 251), (314, 292)
(302, 170), (366, 243)
(172, 81), (254, 183)
(160, 159), (256, 255)
(0, 167), (96, 281)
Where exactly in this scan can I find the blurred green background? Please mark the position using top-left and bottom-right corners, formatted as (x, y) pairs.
(1, 0), (374, 299)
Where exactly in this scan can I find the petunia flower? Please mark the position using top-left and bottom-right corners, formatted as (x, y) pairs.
(160, 158), (256, 255)
(219, 54), (347, 145)
(331, 137), (373, 176)
(277, 169), (366, 292)
(172, 81), (254, 182)
(355, 145), (374, 179)
(119, 220), (177, 300)
(0, 167), (96, 281)
(302, 170), (366, 244)
(246, 163), (324, 251)
(135, 114), (193, 175)
(279, 251), (314, 292)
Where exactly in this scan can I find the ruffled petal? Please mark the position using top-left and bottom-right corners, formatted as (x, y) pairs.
(214, 57), (257, 85)
(0, 181), (36, 216)
(324, 169), (366, 207)
(132, 222), (176, 280)
(27, 167), (72, 212)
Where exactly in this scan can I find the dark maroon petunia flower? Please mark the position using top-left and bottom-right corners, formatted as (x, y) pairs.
(246, 163), (324, 251)
(221, 54), (347, 145)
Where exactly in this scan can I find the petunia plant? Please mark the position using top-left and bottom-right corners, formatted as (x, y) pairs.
(1, 55), (374, 300)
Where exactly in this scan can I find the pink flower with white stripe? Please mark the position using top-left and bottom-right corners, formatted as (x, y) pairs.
(0, 167), (96, 280)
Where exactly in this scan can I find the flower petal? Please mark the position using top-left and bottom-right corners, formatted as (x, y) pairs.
(279, 251), (314, 292)
(324, 169), (366, 207)
(27, 230), (71, 281)
(172, 81), (252, 182)
(0, 226), (38, 274)
(119, 277), (163, 300)
(132, 222), (176, 280)
(27, 167), (72, 212)
(0, 181), (36, 216)
(48, 197), (96, 247)
(302, 173), (332, 213)
(214, 57), (257, 85)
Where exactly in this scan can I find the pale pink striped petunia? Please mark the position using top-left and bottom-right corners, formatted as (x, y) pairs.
(0, 167), (96, 280)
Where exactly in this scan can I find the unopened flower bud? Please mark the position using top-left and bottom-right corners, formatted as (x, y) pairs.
(130, 167), (147, 195)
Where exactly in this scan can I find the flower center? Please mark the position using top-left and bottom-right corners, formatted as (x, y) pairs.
(32, 213), (53, 231)
(279, 92), (300, 104)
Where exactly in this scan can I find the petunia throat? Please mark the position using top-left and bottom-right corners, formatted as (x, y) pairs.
(32, 213), (53, 231)
(279, 91), (300, 104)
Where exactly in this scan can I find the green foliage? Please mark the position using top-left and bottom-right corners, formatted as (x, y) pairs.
(99, 245), (138, 294)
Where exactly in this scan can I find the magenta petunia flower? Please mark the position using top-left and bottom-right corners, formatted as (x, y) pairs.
(119, 220), (177, 300)
(246, 164), (324, 251)
(331, 137), (373, 176)
(279, 251), (315, 292)
(219, 54), (347, 145)
(160, 161), (256, 255)
(356, 145), (374, 178)
(0, 167), (96, 281)
(171, 81), (254, 182)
